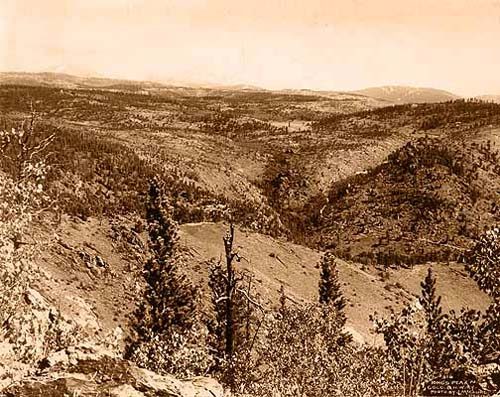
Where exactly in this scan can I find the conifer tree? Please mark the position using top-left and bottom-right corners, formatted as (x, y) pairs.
(463, 227), (500, 361)
(319, 252), (347, 325)
(141, 178), (197, 334)
(419, 268), (443, 335)
(127, 177), (204, 375)
(419, 268), (448, 372)
(464, 227), (500, 299)
(318, 252), (351, 347)
(278, 285), (287, 316)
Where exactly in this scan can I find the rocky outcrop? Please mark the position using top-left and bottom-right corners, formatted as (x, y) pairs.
(1, 344), (223, 397)
(470, 363), (500, 395)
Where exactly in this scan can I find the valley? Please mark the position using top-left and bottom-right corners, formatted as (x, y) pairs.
(0, 74), (499, 396)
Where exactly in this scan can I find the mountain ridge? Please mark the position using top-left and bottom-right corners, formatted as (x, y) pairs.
(0, 72), (472, 105)
(354, 85), (460, 104)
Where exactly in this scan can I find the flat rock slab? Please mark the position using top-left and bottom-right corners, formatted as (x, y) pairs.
(1, 347), (223, 397)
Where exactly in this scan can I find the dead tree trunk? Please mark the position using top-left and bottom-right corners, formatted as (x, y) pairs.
(223, 223), (236, 359)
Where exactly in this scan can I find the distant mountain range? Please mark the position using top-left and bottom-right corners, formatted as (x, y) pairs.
(3, 71), (498, 105)
(0, 72), (168, 90)
(353, 85), (460, 104)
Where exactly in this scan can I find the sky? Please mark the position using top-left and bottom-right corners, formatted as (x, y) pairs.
(1, 0), (500, 95)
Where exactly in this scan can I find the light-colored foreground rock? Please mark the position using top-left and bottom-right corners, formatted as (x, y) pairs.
(1, 344), (223, 397)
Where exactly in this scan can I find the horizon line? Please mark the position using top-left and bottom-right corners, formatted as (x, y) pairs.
(2, 69), (497, 98)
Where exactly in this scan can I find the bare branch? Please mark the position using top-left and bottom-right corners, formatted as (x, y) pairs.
(236, 287), (266, 312)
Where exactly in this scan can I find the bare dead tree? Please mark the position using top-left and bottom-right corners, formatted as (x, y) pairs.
(1, 111), (55, 183)
(223, 223), (237, 358)
(208, 224), (266, 390)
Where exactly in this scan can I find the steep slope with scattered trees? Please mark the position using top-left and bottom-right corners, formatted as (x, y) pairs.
(307, 136), (500, 266)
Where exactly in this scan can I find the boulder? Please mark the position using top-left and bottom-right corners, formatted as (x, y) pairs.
(1, 344), (224, 397)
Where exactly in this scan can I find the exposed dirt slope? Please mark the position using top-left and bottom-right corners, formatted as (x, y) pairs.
(29, 218), (491, 349)
(176, 222), (491, 344)
(33, 216), (146, 342)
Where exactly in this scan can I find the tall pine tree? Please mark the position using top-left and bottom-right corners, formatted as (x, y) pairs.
(318, 252), (351, 346)
(141, 178), (196, 334)
(319, 252), (347, 323)
(419, 267), (447, 372)
(126, 177), (201, 375)
(419, 267), (443, 335)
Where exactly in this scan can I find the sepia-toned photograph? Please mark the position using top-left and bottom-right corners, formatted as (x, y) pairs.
(1, 1), (499, 396)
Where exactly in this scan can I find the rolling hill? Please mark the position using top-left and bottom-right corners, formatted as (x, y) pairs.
(354, 85), (460, 104)
(0, 71), (167, 91)
(1, 72), (466, 106)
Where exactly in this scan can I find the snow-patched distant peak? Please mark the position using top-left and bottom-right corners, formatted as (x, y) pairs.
(353, 85), (460, 104)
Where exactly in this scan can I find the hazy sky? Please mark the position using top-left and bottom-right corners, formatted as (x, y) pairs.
(1, 0), (500, 95)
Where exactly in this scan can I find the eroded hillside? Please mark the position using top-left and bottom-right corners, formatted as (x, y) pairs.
(309, 133), (500, 265)
(29, 219), (493, 348)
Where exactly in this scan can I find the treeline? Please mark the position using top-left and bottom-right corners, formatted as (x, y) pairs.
(200, 111), (288, 138)
(313, 99), (500, 133)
